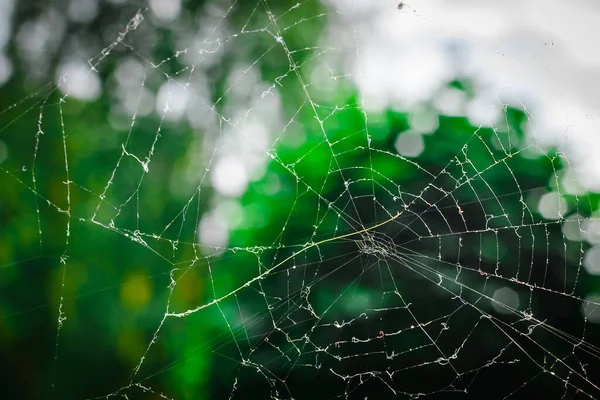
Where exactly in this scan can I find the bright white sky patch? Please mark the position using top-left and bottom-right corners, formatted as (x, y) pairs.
(324, 0), (600, 191)
(359, 44), (451, 111)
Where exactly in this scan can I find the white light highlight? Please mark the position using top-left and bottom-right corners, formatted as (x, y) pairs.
(57, 60), (102, 101)
(537, 192), (567, 220)
(212, 157), (249, 197)
(584, 246), (600, 275)
(492, 287), (519, 315)
(395, 131), (424, 158)
(150, 0), (181, 23)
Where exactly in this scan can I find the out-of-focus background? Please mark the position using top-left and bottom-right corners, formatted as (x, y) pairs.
(2, 0), (600, 399)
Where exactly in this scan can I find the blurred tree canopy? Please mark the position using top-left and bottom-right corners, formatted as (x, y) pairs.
(1, 1), (599, 399)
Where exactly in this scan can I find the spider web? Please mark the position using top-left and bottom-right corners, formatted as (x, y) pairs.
(1, 1), (600, 399)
